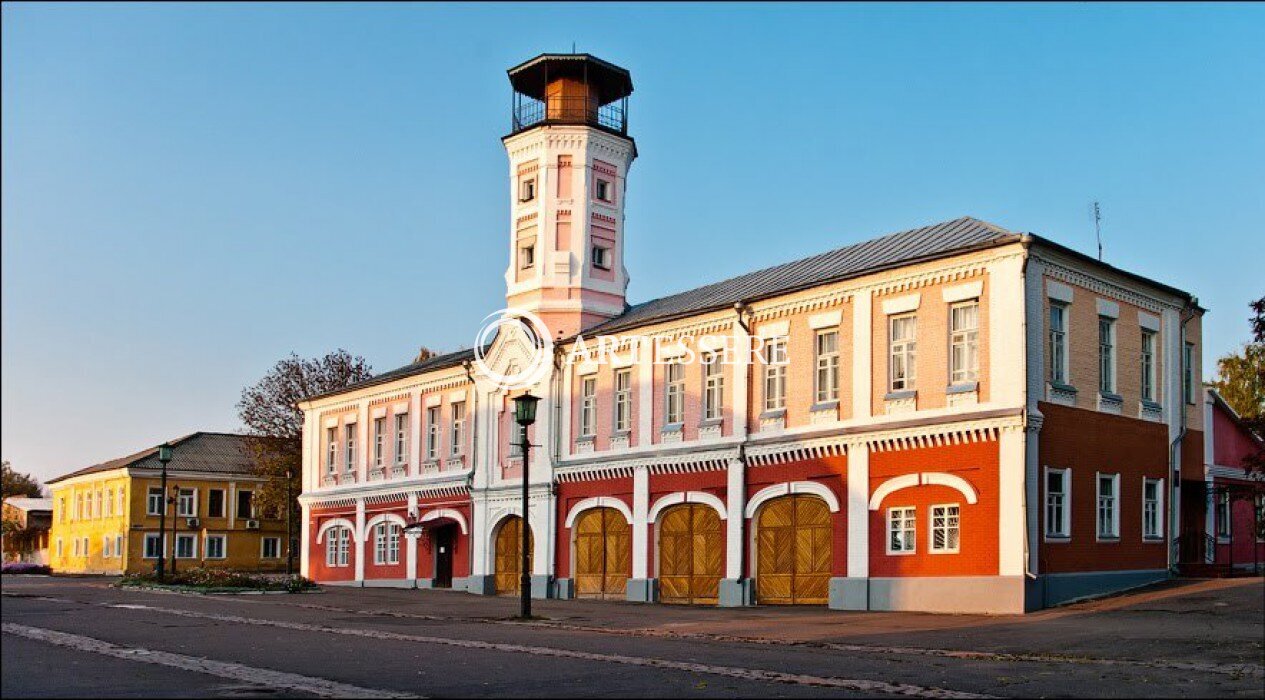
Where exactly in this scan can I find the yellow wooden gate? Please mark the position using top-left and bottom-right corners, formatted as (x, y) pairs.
(756, 495), (832, 605)
(494, 516), (533, 595)
(658, 503), (723, 605)
(573, 507), (631, 599)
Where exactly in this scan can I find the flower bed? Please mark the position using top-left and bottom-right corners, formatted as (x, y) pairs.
(2, 562), (52, 575)
(119, 567), (317, 594)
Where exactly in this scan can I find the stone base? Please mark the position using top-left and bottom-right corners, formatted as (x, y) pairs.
(530, 574), (553, 600)
(828, 577), (868, 610)
(626, 578), (658, 603)
(361, 578), (415, 589)
(1028, 569), (1169, 610)
(465, 575), (497, 596)
(555, 578), (576, 600)
(718, 578), (755, 607)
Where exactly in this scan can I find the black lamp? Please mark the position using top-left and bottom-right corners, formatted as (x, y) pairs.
(510, 392), (539, 619)
(513, 393), (540, 426)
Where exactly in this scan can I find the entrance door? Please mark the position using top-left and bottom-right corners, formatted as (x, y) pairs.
(574, 507), (631, 599)
(756, 495), (832, 605)
(494, 516), (533, 595)
(658, 503), (723, 605)
(433, 525), (455, 588)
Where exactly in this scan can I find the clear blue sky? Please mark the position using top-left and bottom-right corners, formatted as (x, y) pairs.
(3, 3), (1262, 484)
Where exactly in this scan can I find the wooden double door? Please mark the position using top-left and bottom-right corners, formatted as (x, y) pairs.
(573, 507), (631, 599)
(658, 504), (724, 605)
(494, 516), (533, 595)
(756, 495), (832, 605)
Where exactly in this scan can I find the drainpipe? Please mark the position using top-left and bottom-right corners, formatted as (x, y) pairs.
(732, 301), (754, 589)
(1018, 235), (1036, 583)
(462, 360), (481, 580)
(1168, 300), (1198, 572)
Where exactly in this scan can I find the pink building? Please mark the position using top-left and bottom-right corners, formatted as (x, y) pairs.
(297, 53), (1217, 613)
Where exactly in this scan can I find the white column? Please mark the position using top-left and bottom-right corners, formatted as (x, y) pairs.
(358, 404), (370, 483)
(637, 339), (654, 446)
(851, 289), (872, 420)
(300, 409), (315, 493)
(725, 459), (745, 579)
(846, 442), (869, 579)
(999, 427), (1026, 577)
(299, 502), (311, 577)
(560, 356), (574, 451)
(989, 254), (1027, 408)
(354, 498), (366, 583)
(631, 465), (649, 579)
(406, 492), (418, 581)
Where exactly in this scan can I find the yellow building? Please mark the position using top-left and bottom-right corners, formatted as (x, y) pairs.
(47, 432), (291, 575)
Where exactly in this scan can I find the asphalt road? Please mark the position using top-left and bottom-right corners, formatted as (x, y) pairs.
(2, 575), (1262, 698)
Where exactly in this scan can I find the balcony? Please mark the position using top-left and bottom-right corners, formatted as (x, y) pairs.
(512, 94), (627, 136)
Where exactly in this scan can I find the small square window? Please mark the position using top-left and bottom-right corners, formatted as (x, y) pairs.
(595, 179), (611, 202)
(592, 246), (611, 270)
(520, 245), (535, 269)
(520, 178), (536, 202)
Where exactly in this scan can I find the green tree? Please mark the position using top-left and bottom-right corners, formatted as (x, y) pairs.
(1210, 296), (1265, 483)
(1, 460), (45, 500)
(237, 350), (374, 518)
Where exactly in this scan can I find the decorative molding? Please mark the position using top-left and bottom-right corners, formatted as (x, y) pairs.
(555, 447), (734, 483)
(647, 491), (727, 523)
(868, 472), (980, 510)
(808, 310), (843, 330)
(1047, 280), (1074, 304)
(419, 508), (469, 534)
(942, 281), (984, 303)
(1038, 256), (1174, 314)
(564, 496), (633, 528)
(744, 481), (841, 518)
(881, 293), (921, 316)
(1096, 298), (1120, 319)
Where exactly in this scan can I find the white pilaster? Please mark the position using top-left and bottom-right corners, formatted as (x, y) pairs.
(406, 492), (418, 580)
(354, 498), (366, 583)
(732, 320), (750, 437)
(299, 502), (311, 577)
(851, 289), (872, 420)
(631, 465), (649, 579)
(846, 442), (869, 579)
(358, 404), (370, 483)
(636, 339), (653, 446)
(999, 427), (1026, 577)
(725, 458), (745, 579)
(410, 393), (422, 475)
(988, 254), (1026, 408)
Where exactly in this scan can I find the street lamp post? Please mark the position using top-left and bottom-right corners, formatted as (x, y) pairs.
(285, 469), (295, 577)
(156, 443), (173, 581)
(169, 484), (181, 575)
(512, 393), (540, 620)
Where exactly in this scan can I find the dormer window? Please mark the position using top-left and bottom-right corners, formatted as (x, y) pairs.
(592, 245), (611, 270)
(520, 178), (536, 202)
(594, 178), (611, 202)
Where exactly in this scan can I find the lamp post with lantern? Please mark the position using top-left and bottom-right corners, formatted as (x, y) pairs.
(512, 393), (540, 619)
(156, 443), (173, 581)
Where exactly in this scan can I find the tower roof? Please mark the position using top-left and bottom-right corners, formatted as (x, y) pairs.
(507, 53), (633, 105)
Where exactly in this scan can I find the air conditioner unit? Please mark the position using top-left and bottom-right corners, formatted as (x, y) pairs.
(185, 518), (200, 528)
(245, 519), (260, 530)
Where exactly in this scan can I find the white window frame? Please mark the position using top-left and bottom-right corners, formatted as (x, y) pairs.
(207, 488), (226, 518)
(594, 178), (611, 202)
(344, 424), (356, 472)
(1098, 316), (1116, 394)
(949, 301), (979, 385)
(147, 487), (164, 516)
(262, 536), (281, 559)
(1096, 473), (1120, 541)
(115, 535), (123, 558)
(1044, 466), (1071, 540)
(204, 534), (227, 560)
(395, 413), (409, 464)
(373, 417), (386, 467)
(520, 177), (535, 202)
(336, 527), (350, 567)
(1215, 491), (1231, 542)
(929, 504), (961, 554)
(815, 330), (839, 403)
(763, 337), (787, 411)
(886, 506), (916, 555)
(117, 488), (125, 515)
(104, 488), (113, 518)
(73, 537), (80, 558)
(592, 245), (611, 270)
(614, 369), (632, 433)
(1140, 329), (1156, 402)
(143, 533), (164, 559)
(326, 427), (338, 473)
(103, 535), (113, 558)
(703, 352), (724, 421)
(520, 243), (535, 269)
(889, 314), (917, 392)
(174, 533), (197, 559)
(450, 401), (466, 456)
(1049, 302), (1069, 384)
(237, 490), (254, 520)
(426, 406), (441, 460)
(665, 361), (685, 425)
(177, 487), (197, 518)
(1142, 477), (1164, 541)
(580, 377), (597, 437)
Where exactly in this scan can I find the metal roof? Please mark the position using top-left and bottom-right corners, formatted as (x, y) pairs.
(46, 432), (285, 485)
(507, 53), (633, 103)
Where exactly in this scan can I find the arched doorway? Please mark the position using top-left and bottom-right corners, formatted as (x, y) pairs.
(756, 495), (832, 605)
(573, 507), (631, 599)
(658, 503), (723, 605)
(494, 516), (533, 595)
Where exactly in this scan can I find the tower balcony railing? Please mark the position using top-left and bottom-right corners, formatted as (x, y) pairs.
(511, 95), (627, 136)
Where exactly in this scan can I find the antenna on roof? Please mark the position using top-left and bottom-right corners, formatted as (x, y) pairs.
(572, 41), (577, 54)
(1092, 201), (1103, 261)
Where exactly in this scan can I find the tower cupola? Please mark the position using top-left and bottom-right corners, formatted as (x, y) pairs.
(508, 53), (633, 137)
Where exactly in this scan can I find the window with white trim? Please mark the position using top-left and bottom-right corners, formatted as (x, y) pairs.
(374, 522), (401, 565)
(117, 488), (125, 516)
(763, 338), (787, 411)
(174, 533), (196, 559)
(1045, 467), (1070, 538)
(1140, 330), (1156, 402)
(73, 537), (81, 557)
(889, 314), (917, 391)
(930, 504), (960, 553)
(177, 488), (196, 518)
(450, 401), (466, 456)
(147, 487), (164, 516)
(1096, 473), (1120, 539)
(1049, 302), (1068, 384)
(519, 244), (535, 269)
(665, 361), (685, 424)
(614, 369), (632, 433)
(1099, 316), (1116, 394)
(115, 535), (123, 558)
(580, 377), (597, 436)
(520, 177), (536, 202)
(262, 537), (281, 559)
(949, 301), (979, 385)
(333, 527), (351, 567)
(426, 406), (440, 460)
(1215, 491), (1231, 541)
(205, 534), (227, 559)
(326, 427), (338, 473)
(373, 417), (386, 468)
(592, 245), (611, 270)
(143, 533), (163, 559)
(815, 330), (839, 403)
(104, 489), (113, 518)
(887, 507), (916, 554)
(103, 536), (113, 558)
(344, 424), (356, 472)
(237, 490), (254, 520)
(1142, 478), (1163, 540)
(82, 537), (89, 557)
(395, 413), (409, 464)
(594, 178), (611, 202)
(207, 489), (225, 518)
(703, 352), (724, 421)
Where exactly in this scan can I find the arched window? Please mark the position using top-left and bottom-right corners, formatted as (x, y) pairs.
(325, 526), (351, 567)
(373, 522), (401, 565)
